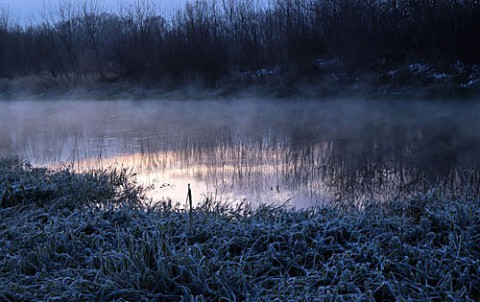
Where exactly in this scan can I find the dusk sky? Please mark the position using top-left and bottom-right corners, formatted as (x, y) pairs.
(0, 0), (192, 24)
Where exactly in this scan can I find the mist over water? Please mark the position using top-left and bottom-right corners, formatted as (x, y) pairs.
(2, 99), (480, 207)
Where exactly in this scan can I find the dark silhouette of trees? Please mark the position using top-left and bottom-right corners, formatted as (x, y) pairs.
(0, 0), (479, 86)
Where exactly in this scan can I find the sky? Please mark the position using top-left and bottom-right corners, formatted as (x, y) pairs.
(0, 0), (192, 24)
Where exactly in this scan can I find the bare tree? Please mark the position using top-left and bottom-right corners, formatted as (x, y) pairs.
(0, 4), (8, 29)
(0, 0), (479, 85)
(81, 0), (106, 79)
(54, 0), (83, 82)
(0, 4), (9, 78)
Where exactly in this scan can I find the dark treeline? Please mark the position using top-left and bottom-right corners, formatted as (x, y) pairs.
(0, 0), (479, 86)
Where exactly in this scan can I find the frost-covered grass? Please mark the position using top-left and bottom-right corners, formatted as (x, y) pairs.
(1, 158), (480, 301)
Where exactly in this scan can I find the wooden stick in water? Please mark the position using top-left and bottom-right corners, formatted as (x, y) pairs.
(187, 184), (193, 233)
(187, 184), (192, 212)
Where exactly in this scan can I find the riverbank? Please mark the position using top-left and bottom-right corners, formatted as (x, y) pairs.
(1, 158), (479, 301)
(1, 61), (479, 101)
(1, 0), (480, 104)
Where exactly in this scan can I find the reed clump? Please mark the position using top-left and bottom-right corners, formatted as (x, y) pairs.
(0, 157), (146, 209)
(1, 158), (479, 301)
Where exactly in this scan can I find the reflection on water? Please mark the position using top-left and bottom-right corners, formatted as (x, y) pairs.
(1, 99), (480, 207)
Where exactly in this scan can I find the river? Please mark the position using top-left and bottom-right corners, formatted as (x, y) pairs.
(2, 99), (479, 208)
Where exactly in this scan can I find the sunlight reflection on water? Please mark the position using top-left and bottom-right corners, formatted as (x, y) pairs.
(2, 99), (480, 207)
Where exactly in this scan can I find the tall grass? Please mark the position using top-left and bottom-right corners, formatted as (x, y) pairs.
(1, 158), (479, 301)
(0, 157), (145, 209)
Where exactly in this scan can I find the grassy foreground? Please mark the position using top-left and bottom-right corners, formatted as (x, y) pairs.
(1, 158), (480, 301)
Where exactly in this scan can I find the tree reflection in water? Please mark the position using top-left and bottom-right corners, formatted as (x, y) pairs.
(1, 100), (479, 207)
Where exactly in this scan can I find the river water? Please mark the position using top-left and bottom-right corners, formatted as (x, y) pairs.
(1, 99), (480, 208)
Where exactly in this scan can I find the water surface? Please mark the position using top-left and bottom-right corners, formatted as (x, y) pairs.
(2, 99), (480, 207)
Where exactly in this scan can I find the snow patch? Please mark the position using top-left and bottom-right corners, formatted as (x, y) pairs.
(314, 58), (343, 70)
(241, 69), (275, 80)
(461, 78), (480, 88)
(431, 73), (449, 80)
(387, 69), (398, 76)
(408, 63), (431, 74)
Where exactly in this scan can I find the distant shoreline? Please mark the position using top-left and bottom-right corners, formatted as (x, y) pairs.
(1, 64), (479, 101)
(1, 0), (479, 101)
